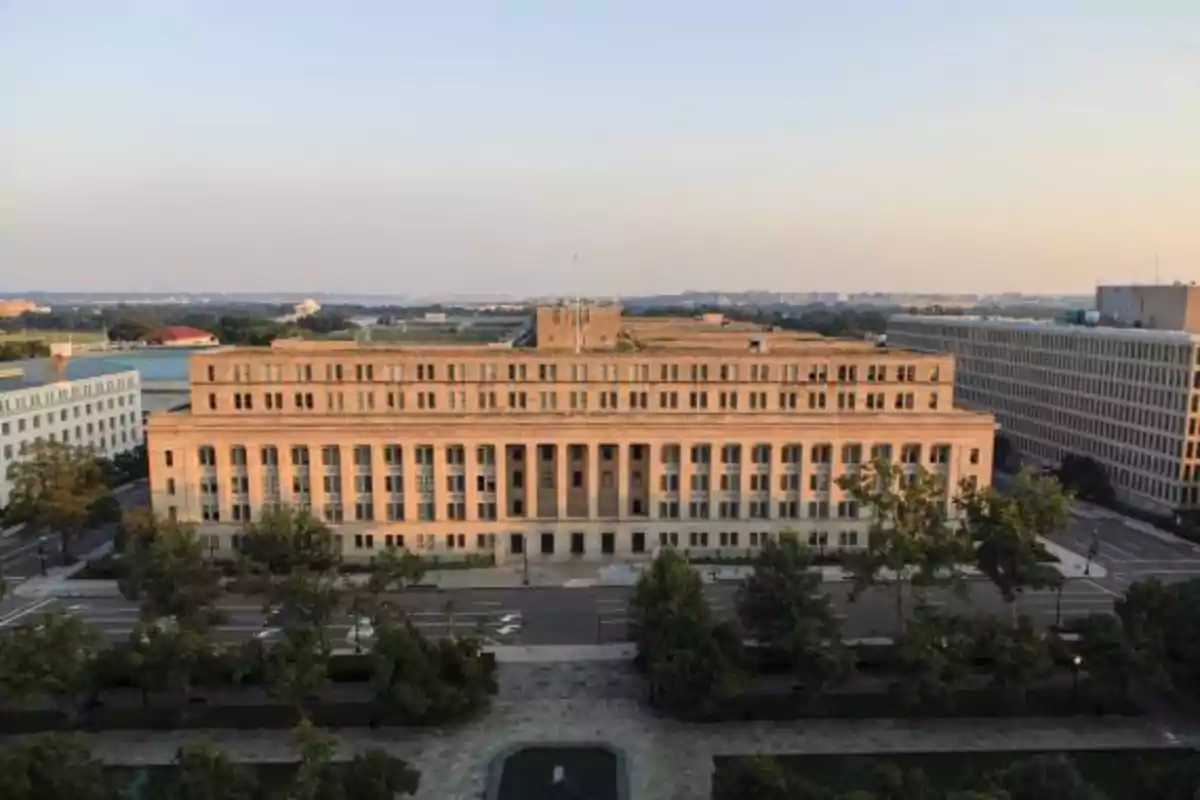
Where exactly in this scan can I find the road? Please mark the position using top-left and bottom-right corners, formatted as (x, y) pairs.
(0, 578), (1123, 648)
(3, 485), (1200, 647)
(0, 483), (149, 579)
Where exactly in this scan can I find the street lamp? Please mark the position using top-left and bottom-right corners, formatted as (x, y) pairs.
(1055, 580), (1066, 628)
(1072, 654), (1083, 708)
(1084, 528), (1100, 576)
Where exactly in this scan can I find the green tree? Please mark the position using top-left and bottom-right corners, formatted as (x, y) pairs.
(988, 755), (1105, 800)
(267, 624), (330, 716)
(974, 616), (1052, 712)
(1055, 454), (1115, 505)
(631, 549), (746, 718)
(1133, 754), (1200, 800)
(1116, 577), (1200, 690)
(367, 547), (426, 595)
(736, 538), (852, 695)
(371, 619), (495, 723)
(0, 733), (117, 800)
(837, 457), (970, 635)
(5, 439), (112, 559)
(712, 757), (829, 800)
(287, 718), (341, 800)
(145, 742), (257, 800)
(870, 762), (936, 800)
(120, 512), (223, 623)
(340, 749), (420, 799)
(238, 506), (341, 575)
(958, 469), (1069, 626)
(892, 610), (974, 713)
(117, 512), (225, 713)
(1072, 614), (1139, 703)
(0, 610), (101, 717)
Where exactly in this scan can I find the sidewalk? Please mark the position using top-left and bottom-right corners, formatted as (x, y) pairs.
(11, 541), (113, 599)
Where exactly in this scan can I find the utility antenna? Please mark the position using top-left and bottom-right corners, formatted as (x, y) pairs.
(1154, 253), (1160, 284)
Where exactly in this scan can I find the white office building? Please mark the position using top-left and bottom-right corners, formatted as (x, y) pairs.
(887, 313), (1200, 518)
(0, 362), (143, 508)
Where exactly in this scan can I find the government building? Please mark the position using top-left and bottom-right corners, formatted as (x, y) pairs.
(1, 346), (143, 508)
(147, 305), (995, 563)
(888, 283), (1200, 517)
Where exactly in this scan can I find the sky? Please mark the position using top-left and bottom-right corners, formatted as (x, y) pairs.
(2, 1), (1199, 297)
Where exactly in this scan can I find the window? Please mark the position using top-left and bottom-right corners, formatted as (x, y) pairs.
(164, 450), (174, 467)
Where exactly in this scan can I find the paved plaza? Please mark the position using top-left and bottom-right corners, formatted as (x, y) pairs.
(80, 657), (1199, 800)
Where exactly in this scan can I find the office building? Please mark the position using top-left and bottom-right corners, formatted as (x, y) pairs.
(888, 305), (1200, 517)
(0, 350), (143, 508)
(148, 305), (995, 563)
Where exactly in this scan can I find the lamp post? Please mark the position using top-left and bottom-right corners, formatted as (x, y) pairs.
(1084, 529), (1100, 576)
(1072, 654), (1083, 709)
(1055, 580), (1066, 628)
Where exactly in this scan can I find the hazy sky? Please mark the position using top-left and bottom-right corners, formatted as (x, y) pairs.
(2, 2), (1198, 296)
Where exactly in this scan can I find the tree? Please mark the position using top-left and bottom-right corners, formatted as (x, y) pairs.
(0, 610), (102, 717)
(869, 762), (937, 800)
(267, 624), (331, 716)
(0, 733), (117, 800)
(287, 717), (341, 800)
(145, 742), (257, 800)
(736, 538), (852, 695)
(712, 757), (829, 800)
(988, 755), (1105, 800)
(1056, 454), (1115, 505)
(238, 506), (340, 575)
(117, 512), (225, 713)
(367, 547), (426, 595)
(1116, 577), (1200, 690)
(958, 469), (1069, 626)
(340, 749), (420, 799)
(973, 616), (1051, 712)
(1072, 614), (1139, 703)
(630, 549), (746, 717)
(5, 439), (112, 559)
(119, 512), (223, 623)
(837, 457), (971, 635)
(371, 619), (496, 723)
(891, 610), (974, 713)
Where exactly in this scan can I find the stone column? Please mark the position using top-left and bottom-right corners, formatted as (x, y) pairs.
(647, 442), (662, 520)
(679, 441), (694, 520)
(465, 441), (480, 522)
(587, 442), (599, 520)
(370, 440), (388, 523)
(557, 442), (570, 519)
(617, 442), (630, 519)
(495, 443), (508, 522)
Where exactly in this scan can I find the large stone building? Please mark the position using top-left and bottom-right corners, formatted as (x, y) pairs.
(147, 305), (995, 563)
(0, 352), (143, 508)
(888, 298), (1200, 517)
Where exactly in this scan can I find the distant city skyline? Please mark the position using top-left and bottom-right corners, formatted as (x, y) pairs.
(3, 2), (1197, 295)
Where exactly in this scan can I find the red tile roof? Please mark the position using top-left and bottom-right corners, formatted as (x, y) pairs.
(142, 325), (217, 344)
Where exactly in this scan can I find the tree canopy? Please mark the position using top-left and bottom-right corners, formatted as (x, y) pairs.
(5, 439), (112, 558)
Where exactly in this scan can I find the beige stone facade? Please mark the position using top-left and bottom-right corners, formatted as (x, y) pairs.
(149, 307), (995, 563)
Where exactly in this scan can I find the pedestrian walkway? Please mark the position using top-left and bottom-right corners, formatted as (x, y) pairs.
(80, 657), (1199, 800)
(11, 541), (112, 599)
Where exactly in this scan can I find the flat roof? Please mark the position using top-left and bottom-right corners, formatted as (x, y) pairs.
(0, 357), (140, 394)
(889, 314), (1200, 344)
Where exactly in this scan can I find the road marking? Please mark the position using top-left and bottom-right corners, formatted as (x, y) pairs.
(403, 610), (517, 618)
(595, 598), (626, 607)
(471, 601), (503, 607)
(1083, 579), (1121, 598)
(0, 598), (54, 627)
(1095, 541), (1142, 561)
(599, 617), (630, 626)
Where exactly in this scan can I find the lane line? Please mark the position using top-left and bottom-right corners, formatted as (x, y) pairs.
(1083, 579), (1121, 598)
(0, 598), (55, 627)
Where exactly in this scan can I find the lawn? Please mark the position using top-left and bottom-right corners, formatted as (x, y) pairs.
(715, 749), (1197, 798)
(0, 329), (107, 345)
